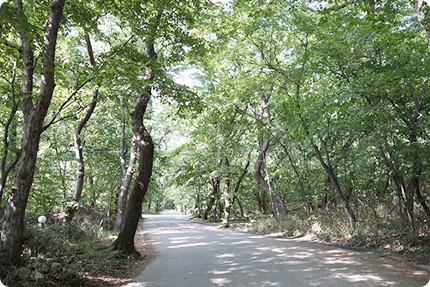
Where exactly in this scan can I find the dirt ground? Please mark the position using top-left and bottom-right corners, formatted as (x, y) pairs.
(67, 219), (154, 287)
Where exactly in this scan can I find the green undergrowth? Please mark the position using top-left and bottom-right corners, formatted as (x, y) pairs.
(23, 212), (117, 259)
(1, 211), (118, 286)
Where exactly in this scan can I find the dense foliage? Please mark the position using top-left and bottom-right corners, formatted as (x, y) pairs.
(1, 0), (430, 284)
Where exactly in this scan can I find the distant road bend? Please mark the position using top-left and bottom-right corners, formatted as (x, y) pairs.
(124, 210), (429, 287)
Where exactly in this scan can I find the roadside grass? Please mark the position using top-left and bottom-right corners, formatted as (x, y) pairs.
(246, 204), (430, 265)
(1, 211), (148, 287)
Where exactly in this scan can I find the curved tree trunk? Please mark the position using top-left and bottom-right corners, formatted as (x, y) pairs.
(1, 0), (66, 266)
(67, 34), (98, 221)
(254, 138), (288, 218)
(68, 89), (98, 221)
(112, 15), (160, 254)
(114, 133), (138, 231)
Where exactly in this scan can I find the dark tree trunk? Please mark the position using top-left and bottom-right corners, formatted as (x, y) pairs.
(1, 0), (66, 266)
(224, 155), (250, 224)
(0, 58), (19, 205)
(112, 125), (153, 256)
(313, 142), (356, 228)
(233, 195), (245, 218)
(202, 178), (220, 220)
(416, 187), (430, 220)
(111, 19), (160, 254)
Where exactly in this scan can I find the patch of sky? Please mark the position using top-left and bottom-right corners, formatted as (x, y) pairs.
(171, 68), (203, 88)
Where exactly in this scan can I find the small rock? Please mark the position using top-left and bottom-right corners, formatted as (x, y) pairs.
(51, 262), (62, 271)
(32, 259), (43, 269)
(55, 271), (67, 281)
(39, 263), (50, 274)
(33, 271), (45, 280)
(17, 267), (32, 280)
(188, 272), (193, 275)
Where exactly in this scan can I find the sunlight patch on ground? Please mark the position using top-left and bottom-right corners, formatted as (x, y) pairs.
(324, 256), (359, 265)
(332, 273), (390, 284)
(260, 280), (281, 286)
(168, 241), (221, 249)
(216, 253), (236, 258)
(210, 277), (232, 285)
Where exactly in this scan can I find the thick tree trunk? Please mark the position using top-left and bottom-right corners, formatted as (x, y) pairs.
(114, 134), (138, 231)
(313, 143), (356, 228)
(112, 30), (159, 255)
(68, 89), (98, 221)
(1, 0), (66, 266)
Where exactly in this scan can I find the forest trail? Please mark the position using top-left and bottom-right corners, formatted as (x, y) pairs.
(123, 210), (428, 287)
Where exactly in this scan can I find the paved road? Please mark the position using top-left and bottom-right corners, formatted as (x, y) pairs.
(125, 210), (429, 287)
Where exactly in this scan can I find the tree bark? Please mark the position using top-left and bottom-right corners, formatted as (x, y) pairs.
(249, 91), (287, 219)
(111, 13), (160, 254)
(223, 155), (250, 225)
(0, 59), (20, 205)
(1, 0), (66, 266)
(313, 142), (356, 228)
(202, 178), (220, 220)
(254, 138), (288, 218)
(68, 89), (98, 220)
(114, 132), (138, 231)
(67, 34), (98, 221)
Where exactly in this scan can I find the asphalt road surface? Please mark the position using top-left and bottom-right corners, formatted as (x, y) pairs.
(124, 210), (429, 287)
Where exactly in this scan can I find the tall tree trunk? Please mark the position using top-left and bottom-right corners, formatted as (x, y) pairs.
(114, 133), (138, 231)
(0, 62), (19, 205)
(67, 34), (98, 221)
(249, 90), (287, 219)
(254, 138), (288, 218)
(313, 142), (356, 228)
(111, 14), (160, 254)
(68, 89), (98, 220)
(1, 0), (66, 266)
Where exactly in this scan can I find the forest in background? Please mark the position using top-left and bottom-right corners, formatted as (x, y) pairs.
(1, 0), (430, 285)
